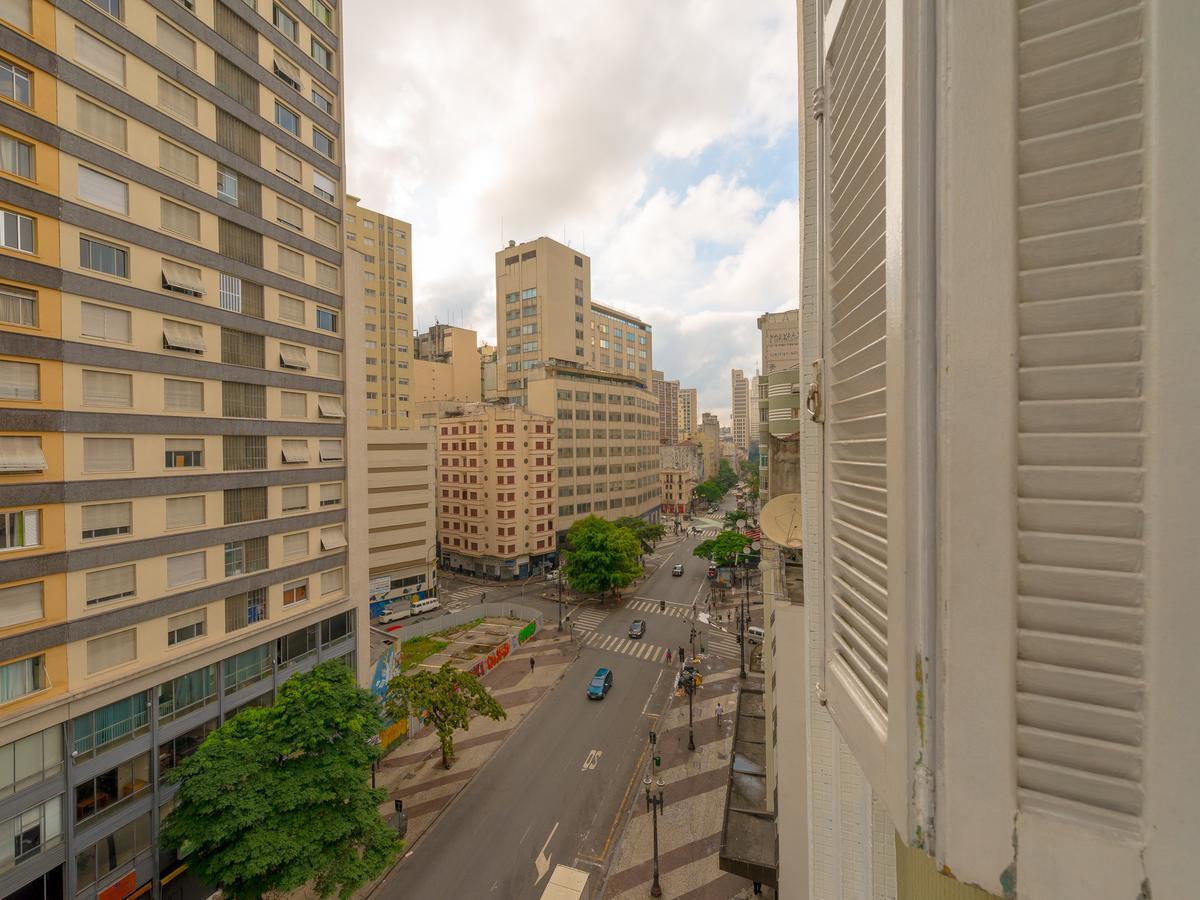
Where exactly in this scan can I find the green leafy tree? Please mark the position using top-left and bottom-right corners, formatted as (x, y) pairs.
(694, 481), (723, 505)
(615, 516), (666, 549)
(561, 515), (643, 597)
(716, 459), (738, 491)
(693, 530), (753, 568)
(386, 662), (506, 770)
(724, 510), (749, 530)
(159, 661), (401, 900)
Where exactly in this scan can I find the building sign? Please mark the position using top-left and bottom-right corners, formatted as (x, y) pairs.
(369, 575), (392, 604)
(518, 621), (536, 643)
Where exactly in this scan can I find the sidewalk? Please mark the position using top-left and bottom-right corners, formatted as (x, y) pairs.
(602, 667), (774, 900)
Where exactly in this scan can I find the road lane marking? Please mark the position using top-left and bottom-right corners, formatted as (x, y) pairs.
(534, 822), (559, 884)
(582, 749), (603, 771)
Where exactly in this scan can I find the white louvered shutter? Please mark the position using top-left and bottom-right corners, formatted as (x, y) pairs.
(1014, 0), (1148, 832)
(820, 0), (927, 830)
(0, 582), (43, 628)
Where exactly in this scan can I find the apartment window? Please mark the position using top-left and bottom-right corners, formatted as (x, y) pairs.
(167, 608), (206, 646)
(223, 434), (266, 470)
(224, 486), (267, 524)
(0, 724), (63, 799)
(0, 510), (38, 553)
(76, 98), (127, 156)
(225, 588), (267, 631)
(318, 439), (343, 462)
(319, 524), (346, 551)
(216, 166), (239, 204)
(315, 261), (338, 289)
(317, 395), (344, 419)
(281, 484), (308, 512)
(159, 667), (215, 724)
(0, 580), (40, 631)
(81, 502), (131, 539)
(308, 173), (336, 207)
(165, 438), (203, 469)
(222, 382), (266, 417)
(281, 391), (306, 418)
(275, 101), (300, 136)
(283, 579), (308, 607)
(85, 565), (135, 606)
(0, 360), (37, 401)
(161, 259), (204, 297)
(320, 568), (343, 595)
(312, 128), (334, 158)
(311, 86), (333, 115)
(272, 52), (302, 91)
(0, 655), (43, 704)
(277, 197), (303, 230)
(159, 138), (198, 182)
(278, 245), (304, 277)
(0, 210), (34, 253)
(283, 530), (308, 560)
(0, 285), (35, 327)
(0, 59), (30, 106)
(276, 147), (302, 183)
(86, 628), (137, 675)
(224, 536), (267, 576)
(83, 0), (121, 17)
(79, 236), (126, 276)
(319, 482), (342, 506)
(156, 17), (196, 68)
(167, 550), (206, 588)
(83, 437), (132, 473)
(0, 795), (62, 873)
(315, 216), (338, 246)
(272, 4), (297, 40)
(165, 495), (204, 530)
(74, 28), (124, 86)
(316, 307), (338, 332)
(81, 369), (132, 407)
(161, 198), (200, 240)
(279, 294), (305, 324)
(157, 77), (197, 125)
(221, 328), (265, 368)
(223, 644), (271, 695)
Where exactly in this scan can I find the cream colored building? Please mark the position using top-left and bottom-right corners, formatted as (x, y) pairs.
(677, 387), (698, 442)
(366, 431), (435, 604)
(0, 2), (364, 896)
(659, 444), (699, 518)
(412, 323), (481, 406)
(731, 368), (750, 452)
(345, 196), (413, 427)
(479, 343), (498, 400)
(689, 413), (720, 482)
(652, 369), (680, 445)
(435, 404), (556, 579)
(756, 309), (799, 376)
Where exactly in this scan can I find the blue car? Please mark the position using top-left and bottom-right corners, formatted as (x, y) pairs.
(587, 667), (613, 700)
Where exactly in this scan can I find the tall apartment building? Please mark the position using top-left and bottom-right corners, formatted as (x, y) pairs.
(479, 343), (497, 400)
(651, 369), (679, 445)
(730, 368), (750, 453)
(689, 413), (720, 483)
(0, 2), (365, 897)
(783, 1), (1200, 899)
(344, 195), (412, 428)
(756, 309), (799, 376)
(659, 444), (699, 520)
(435, 404), (556, 579)
(677, 386), (697, 442)
(412, 323), (480, 407)
(366, 431), (435, 605)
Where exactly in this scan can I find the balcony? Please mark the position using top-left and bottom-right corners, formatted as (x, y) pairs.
(719, 682), (778, 889)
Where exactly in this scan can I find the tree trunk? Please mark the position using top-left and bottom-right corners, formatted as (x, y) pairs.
(441, 737), (454, 769)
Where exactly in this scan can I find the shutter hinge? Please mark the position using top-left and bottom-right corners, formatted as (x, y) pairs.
(815, 682), (827, 706)
(811, 86), (825, 121)
(806, 358), (824, 423)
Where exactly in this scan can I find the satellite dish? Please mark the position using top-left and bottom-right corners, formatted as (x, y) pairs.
(759, 493), (804, 549)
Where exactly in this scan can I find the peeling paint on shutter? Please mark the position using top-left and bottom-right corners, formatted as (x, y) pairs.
(1015, 0), (1146, 832)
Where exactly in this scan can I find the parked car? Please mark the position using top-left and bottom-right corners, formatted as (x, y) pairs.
(672, 564), (684, 576)
(587, 667), (613, 700)
(379, 604), (412, 624)
(628, 619), (646, 639)
(747, 626), (765, 644)
(544, 569), (559, 582)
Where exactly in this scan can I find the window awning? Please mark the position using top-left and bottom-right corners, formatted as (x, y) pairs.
(279, 345), (309, 370)
(162, 259), (205, 295)
(318, 440), (343, 462)
(320, 526), (347, 551)
(163, 320), (206, 353)
(281, 442), (310, 464)
(0, 437), (48, 472)
(317, 396), (345, 419)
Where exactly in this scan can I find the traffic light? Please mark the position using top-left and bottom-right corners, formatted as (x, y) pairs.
(649, 730), (657, 745)
(654, 755), (661, 768)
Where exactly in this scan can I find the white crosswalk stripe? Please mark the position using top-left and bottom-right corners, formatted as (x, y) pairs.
(570, 609), (608, 632)
(442, 586), (486, 603)
(702, 631), (742, 660)
(583, 631), (669, 663)
(628, 599), (693, 620)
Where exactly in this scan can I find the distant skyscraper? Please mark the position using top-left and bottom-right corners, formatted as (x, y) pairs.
(731, 369), (751, 452)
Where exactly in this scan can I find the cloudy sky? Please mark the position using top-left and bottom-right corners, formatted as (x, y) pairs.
(343, 1), (799, 423)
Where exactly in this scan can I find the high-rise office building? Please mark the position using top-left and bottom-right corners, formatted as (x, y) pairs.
(677, 387), (698, 443)
(0, 2), (364, 897)
(651, 369), (679, 445)
(731, 368), (750, 453)
(344, 196), (412, 428)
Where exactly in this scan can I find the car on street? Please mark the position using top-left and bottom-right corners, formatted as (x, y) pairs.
(628, 619), (646, 639)
(587, 667), (613, 699)
(672, 564), (684, 576)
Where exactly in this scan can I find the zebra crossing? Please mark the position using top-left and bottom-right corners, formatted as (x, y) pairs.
(440, 586), (486, 608)
(693, 528), (721, 538)
(628, 599), (694, 620)
(582, 631), (670, 663)
(568, 608), (608, 633)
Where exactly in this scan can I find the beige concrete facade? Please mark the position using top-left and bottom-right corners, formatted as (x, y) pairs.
(365, 431), (436, 601)
(687, 413), (720, 482)
(757, 309), (799, 376)
(345, 196), (413, 428)
(659, 444), (699, 518)
(652, 369), (680, 445)
(0, 2), (362, 896)
(412, 323), (481, 406)
(479, 343), (498, 400)
(677, 387), (698, 442)
(435, 404), (556, 579)
(731, 368), (750, 453)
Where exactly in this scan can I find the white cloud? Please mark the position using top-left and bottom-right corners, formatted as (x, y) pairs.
(344, 0), (798, 423)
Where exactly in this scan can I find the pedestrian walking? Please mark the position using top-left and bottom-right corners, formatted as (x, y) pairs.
(666, 648), (672, 664)
(716, 702), (724, 727)
(529, 657), (535, 674)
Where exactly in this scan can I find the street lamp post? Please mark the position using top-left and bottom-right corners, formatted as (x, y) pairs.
(557, 569), (564, 632)
(683, 668), (697, 751)
(646, 786), (665, 896)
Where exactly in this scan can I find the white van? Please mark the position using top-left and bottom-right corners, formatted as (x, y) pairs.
(410, 597), (441, 617)
(747, 625), (765, 645)
(378, 604), (412, 624)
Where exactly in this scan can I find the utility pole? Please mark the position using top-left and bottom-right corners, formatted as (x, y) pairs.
(646, 787), (665, 896)
(682, 668), (697, 751)
(557, 569), (563, 632)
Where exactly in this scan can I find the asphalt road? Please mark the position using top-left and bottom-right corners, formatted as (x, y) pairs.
(378, 530), (715, 898)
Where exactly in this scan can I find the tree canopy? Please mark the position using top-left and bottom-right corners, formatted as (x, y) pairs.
(694, 480), (724, 505)
(561, 515), (643, 595)
(386, 662), (506, 769)
(159, 661), (401, 900)
(716, 458), (738, 491)
(614, 516), (666, 548)
(724, 510), (750, 529)
(693, 530), (754, 568)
